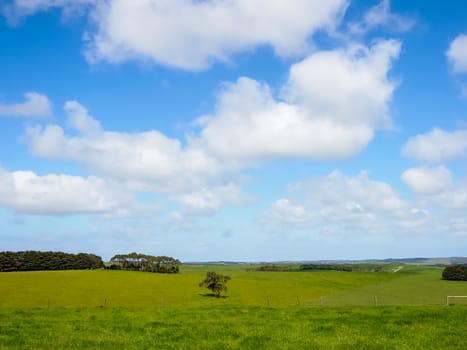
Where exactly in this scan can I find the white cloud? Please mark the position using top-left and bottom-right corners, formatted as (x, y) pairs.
(0, 166), (133, 215)
(429, 184), (467, 209)
(195, 77), (374, 161)
(0, 92), (52, 117)
(262, 170), (467, 237)
(197, 39), (401, 160)
(2, 0), (95, 23)
(261, 198), (313, 229)
(283, 39), (399, 128)
(348, 0), (414, 35)
(23, 37), (401, 210)
(24, 100), (243, 213)
(65, 100), (102, 136)
(402, 166), (453, 194)
(295, 170), (407, 212)
(4, 0), (349, 70)
(173, 182), (246, 215)
(404, 170), (467, 210)
(447, 34), (467, 74)
(84, 0), (348, 70)
(262, 171), (430, 235)
(402, 128), (467, 163)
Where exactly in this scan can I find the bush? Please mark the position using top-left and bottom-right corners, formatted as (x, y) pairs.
(442, 265), (467, 281)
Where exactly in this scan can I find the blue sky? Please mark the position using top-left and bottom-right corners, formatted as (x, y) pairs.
(1, 0), (467, 261)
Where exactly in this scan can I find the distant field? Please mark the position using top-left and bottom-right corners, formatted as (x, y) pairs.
(0, 264), (466, 308)
(0, 265), (466, 349)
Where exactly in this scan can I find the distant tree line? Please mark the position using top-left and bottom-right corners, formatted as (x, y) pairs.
(300, 264), (353, 272)
(257, 264), (294, 272)
(0, 251), (104, 272)
(442, 265), (467, 281)
(299, 263), (388, 272)
(108, 253), (181, 273)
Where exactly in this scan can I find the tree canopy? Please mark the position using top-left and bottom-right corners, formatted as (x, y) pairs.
(109, 253), (180, 273)
(199, 271), (231, 297)
(442, 265), (467, 281)
(0, 251), (104, 272)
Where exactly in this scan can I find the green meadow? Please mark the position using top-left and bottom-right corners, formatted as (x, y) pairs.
(0, 264), (466, 349)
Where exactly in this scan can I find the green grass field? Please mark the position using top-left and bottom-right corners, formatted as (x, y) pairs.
(1, 264), (466, 308)
(0, 265), (466, 349)
(1, 306), (466, 349)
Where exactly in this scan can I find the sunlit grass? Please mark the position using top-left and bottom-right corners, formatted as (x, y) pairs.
(0, 306), (466, 349)
(1, 265), (466, 348)
(0, 267), (394, 308)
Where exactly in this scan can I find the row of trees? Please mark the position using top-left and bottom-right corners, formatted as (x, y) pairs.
(0, 251), (104, 272)
(300, 264), (353, 272)
(257, 264), (294, 272)
(109, 253), (181, 273)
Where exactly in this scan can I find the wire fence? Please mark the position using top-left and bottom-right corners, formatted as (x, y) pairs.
(8, 293), (467, 309)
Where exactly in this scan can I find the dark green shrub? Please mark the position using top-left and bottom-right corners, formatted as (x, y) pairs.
(442, 265), (467, 281)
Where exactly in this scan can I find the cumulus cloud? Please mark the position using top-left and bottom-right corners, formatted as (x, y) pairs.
(294, 170), (407, 212)
(195, 77), (374, 160)
(261, 198), (313, 229)
(2, 0), (95, 23)
(0, 166), (133, 215)
(402, 128), (467, 163)
(24, 100), (243, 213)
(262, 170), (467, 237)
(264, 170), (467, 237)
(197, 39), (401, 160)
(84, 0), (348, 70)
(283, 39), (399, 128)
(447, 34), (467, 74)
(64, 100), (102, 136)
(24, 127), (224, 195)
(23, 37), (401, 211)
(0, 92), (52, 117)
(3, 0), (349, 70)
(22, 37), (401, 211)
(402, 166), (453, 194)
(428, 183), (467, 209)
(348, 0), (415, 35)
(401, 166), (467, 210)
(261, 171), (432, 235)
(173, 182), (247, 215)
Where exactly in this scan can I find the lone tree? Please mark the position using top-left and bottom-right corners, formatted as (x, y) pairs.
(199, 271), (231, 297)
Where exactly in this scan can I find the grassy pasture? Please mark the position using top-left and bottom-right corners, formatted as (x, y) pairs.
(0, 264), (466, 349)
(0, 264), (466, 308)
(0, 306), (466, 349)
